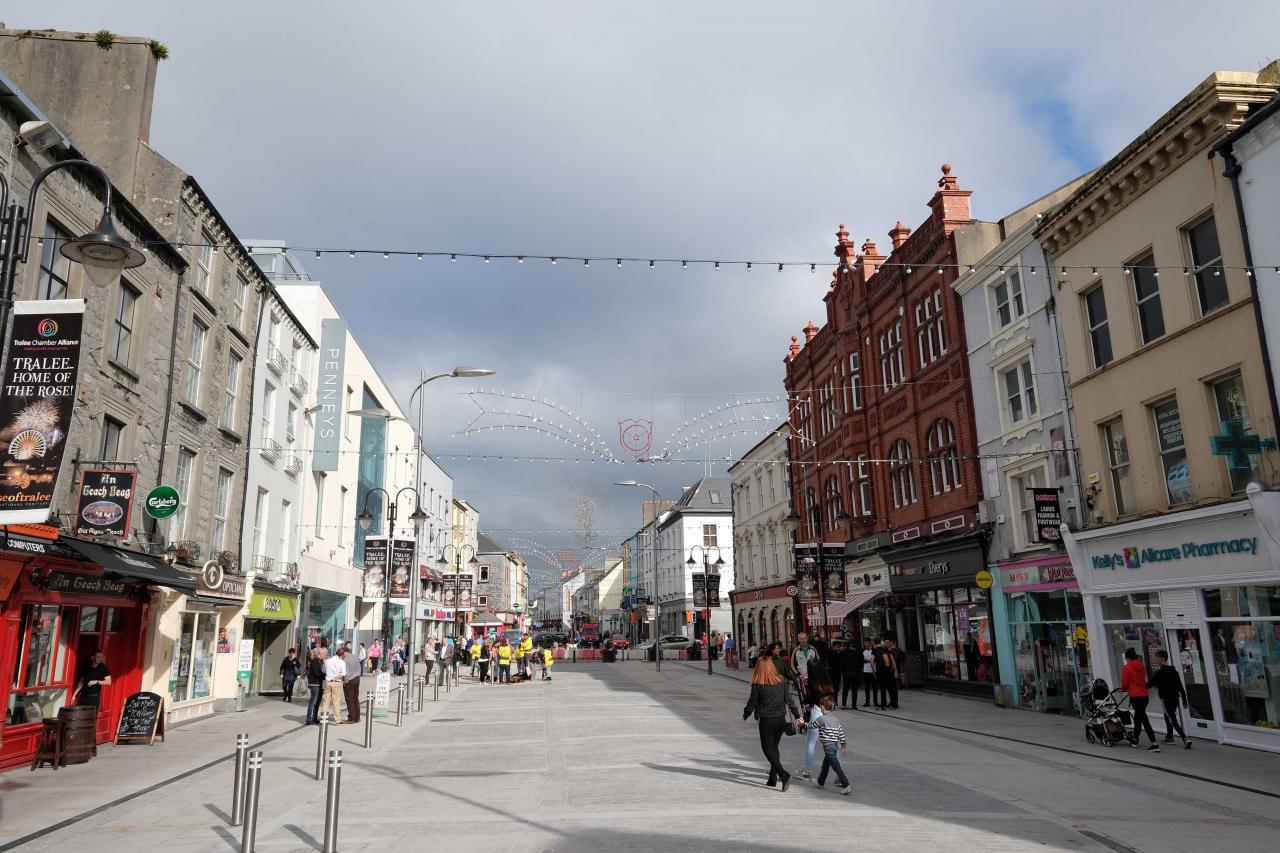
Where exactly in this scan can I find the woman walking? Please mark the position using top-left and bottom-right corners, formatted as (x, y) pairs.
(742, 656), (804, 791)
(1122, 648), (1160, 751)
(368, 639), (383, 673)
(305, 648), (326, 724)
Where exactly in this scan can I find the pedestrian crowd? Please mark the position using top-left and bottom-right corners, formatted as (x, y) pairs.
(466, 633), (556, 684)
(742, 632), (907, 794)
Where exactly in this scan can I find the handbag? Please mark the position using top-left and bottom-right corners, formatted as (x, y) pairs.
(783, 719), (798, 737)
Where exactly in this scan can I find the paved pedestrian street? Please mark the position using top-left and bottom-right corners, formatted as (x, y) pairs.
(4, 663), (1278, 853)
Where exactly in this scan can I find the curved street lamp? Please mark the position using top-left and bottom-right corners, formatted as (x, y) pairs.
(0, 159), (146, 335)
(357, 485), (428, 673)
(437, 543), (480, 640)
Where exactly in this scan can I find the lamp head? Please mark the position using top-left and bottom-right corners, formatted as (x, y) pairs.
(410, 506), (428, 530)
(357, 509), (375, 531)
(436, 554), (448, 567)
(61, 211), (146, 288)
(685, 555), (697, 567)
(468, 555), (480, 567)
(714, 555), (726, 567)
(450, 367), (496, 378)
(348, 407), (392, 419)
(615, 480), (638, 487)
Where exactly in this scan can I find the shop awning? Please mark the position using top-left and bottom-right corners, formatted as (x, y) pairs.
(470, 614), (505, 626)
(61, 538), (197, 592)
(186, 594), (246, 608)
(826, 589), (883, 620)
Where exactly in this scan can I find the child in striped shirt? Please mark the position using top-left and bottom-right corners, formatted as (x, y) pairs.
(814, 697), (851, 795)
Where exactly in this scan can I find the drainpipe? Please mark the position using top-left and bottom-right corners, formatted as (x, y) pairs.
(1219, 146), (1280, 437)
(235, 282), (270, 579)
(152, 268), (186, 549)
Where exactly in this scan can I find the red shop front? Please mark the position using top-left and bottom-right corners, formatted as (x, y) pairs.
(0, 528), (196, 770)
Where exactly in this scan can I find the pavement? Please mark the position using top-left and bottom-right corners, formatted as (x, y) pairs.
(1, 661), (1277, 852)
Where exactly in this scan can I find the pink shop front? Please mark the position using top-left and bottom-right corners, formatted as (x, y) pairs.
(990, 554), (1093, 715)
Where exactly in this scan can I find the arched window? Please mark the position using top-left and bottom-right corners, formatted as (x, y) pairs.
(770, 608), (780, 643)
(805, 486), (819, 536)
(759, 612), (768, 645)
(889, 438), (918, 508)
(927, 419), (961, 494)
(824, 475), (845, 531)
(783, 607), (794, 641)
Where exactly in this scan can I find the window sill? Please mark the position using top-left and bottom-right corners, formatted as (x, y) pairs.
(228, 324), (251, 348)
(178, 400), (209, 422)
(190, 286), (218, 315)
(107, 358), (140, 382)
(219, 426), (243, 444)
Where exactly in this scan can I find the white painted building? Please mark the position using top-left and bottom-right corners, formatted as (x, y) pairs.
(655, 476), (735, 639)
(728, 426), (793, 648)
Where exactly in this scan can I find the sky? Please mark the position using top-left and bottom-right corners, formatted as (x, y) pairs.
(5, 1), (1277, 580)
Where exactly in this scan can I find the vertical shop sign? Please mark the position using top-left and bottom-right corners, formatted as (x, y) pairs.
(0, 300), (85, 524)
(1032, 488), (1064, 543)
(313, 319), (346, 471)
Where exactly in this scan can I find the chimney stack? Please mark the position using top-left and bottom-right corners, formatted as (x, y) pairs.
(889, 220), (912, 249)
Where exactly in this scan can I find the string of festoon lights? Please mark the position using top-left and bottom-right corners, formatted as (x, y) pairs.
(31, 233), (1276, 277)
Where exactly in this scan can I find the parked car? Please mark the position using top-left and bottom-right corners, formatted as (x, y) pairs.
(657, 634), (695, 650)
(607, 633), (631, 650)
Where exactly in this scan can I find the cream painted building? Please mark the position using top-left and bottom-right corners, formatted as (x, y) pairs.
(728, 425), (794, 649)
(1043, 64), (1280, 751)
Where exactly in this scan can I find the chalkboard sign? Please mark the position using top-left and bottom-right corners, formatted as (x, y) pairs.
(114, 691), (165, 745)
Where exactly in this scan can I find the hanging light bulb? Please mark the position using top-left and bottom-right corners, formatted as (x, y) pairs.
(616, 258), (622, 267)
(1092, 267), (1099, 275)
(649, 260), (655, 269)
(906, 266), (913, 275)
(451, 254), (457, 262)
(484, 256), (491, 263)
(584, 259), (590, 267)
(1153, 268), (1160, 277)
(349, 250), (356, 258)
(382, 251), (390, 259)
(550, 257), (557, 265)
(315, 250), (322, 259)
(1030, 267), (1037, 275)
(810, 264), (816, 273)
(681, 260), (688, 269)
(517, 256), (524, 263)
(714, 261), (720, 270)
(778, 263), (784, 272)
(936, 265), (944, 275)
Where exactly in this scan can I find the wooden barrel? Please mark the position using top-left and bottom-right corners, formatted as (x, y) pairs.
(58, 706), (98, 764)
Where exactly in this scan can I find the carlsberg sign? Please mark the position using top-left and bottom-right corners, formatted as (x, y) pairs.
(144, 485), (181, 519)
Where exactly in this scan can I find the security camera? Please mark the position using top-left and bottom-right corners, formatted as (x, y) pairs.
(18, 120), (68, 154)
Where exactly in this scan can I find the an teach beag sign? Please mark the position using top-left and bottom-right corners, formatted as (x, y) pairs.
(0, 300), (85, 525)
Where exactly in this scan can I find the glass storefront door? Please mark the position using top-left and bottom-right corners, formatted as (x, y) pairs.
(1167, 627), (1219, 740)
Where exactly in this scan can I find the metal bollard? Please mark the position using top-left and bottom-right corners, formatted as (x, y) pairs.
(395, 685), (404, 727)
(240, 750), (264, 852)
(363, 696), (374, 749)
(416, 676), (425, 711)
(315, 713), (331, 780)
(322, 750), (342, 853)
(231, 733), (249, 826)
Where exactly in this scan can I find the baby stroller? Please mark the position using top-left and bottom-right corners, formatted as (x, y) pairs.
(1082, 679), (1139, 747)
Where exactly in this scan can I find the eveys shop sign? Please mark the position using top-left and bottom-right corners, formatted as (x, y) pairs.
(1069, 502), (1280, 592)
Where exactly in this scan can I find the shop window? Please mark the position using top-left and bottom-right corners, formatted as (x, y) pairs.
(1204, 585), (1280, 619)
(1128, 253), (1165, 344)
(1105, 623), (1166, 692)
(920, 587), (992, 682)
(1100, 592), (1162, 620)
(6, 605), (73, 725)
(1186, 215), (1227, 314)
(1151, 398), (1191, 506)
(172, 612), (216, 703)
(926, 419), (960, 495)
(1211, 373), (1262, 493)
(1101, 418), (1133, 516)
(1208, 618), (1280, 727)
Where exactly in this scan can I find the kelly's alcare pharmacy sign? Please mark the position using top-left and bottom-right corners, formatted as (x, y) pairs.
(0, 300), (85, 525)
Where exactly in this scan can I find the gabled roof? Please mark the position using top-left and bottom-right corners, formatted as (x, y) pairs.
(660, 475), (733, 529)
(476, 531), (512, 555)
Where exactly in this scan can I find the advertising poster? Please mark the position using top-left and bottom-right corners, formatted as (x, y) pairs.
(1032, 488), (1064, 543)
(794, 547), (820, 602)
(74, 469), (136, 538)
(821, 551), (845, 600)
(389, 538), (414, 601)
(444, 572), (474, 610)
(363, 535), (389, 600)
(0, 300), (85, 525)
(236, 638), (254, 681)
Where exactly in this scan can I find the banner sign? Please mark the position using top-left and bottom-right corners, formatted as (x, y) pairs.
(443, 571), (474, 610)
(74, 469), (135, 538)
(313, 319), (346, 471)
(362, 535), (388, 600)
(1032, 488), (1064, 543)
(821, 551), (845, 600)
(692, 572), (723, 608)
(389, 538), (414, 600)
(794, 547), (820, 602)
(0, 299), (85, 525)
(794, 545), (842, 602)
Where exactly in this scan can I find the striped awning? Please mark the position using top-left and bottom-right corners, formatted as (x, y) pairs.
(808, 590), (884, 625)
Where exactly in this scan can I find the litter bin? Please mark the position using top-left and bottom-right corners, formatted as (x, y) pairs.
(647, 645), (657, 662)
(687, 642), (702, 661)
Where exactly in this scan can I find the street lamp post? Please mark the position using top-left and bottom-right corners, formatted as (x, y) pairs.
(687, 545), (725, 676)
(436, 543), (479, 640)
(358, 487), (427, 675)
(615, 481), (663, 671)
(0, 159), (146, 341)
(348, 365), (492, 708)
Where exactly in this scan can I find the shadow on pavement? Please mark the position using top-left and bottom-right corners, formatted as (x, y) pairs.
(202, 802), (231, 823)
(639, 761), (761, 789)
(283, 822), (323, 851)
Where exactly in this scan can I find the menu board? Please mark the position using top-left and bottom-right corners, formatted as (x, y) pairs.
(114, 691), (165, 745)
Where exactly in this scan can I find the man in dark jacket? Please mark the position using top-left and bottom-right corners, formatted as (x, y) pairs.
(279, 648), (302, 702)
(1148, 650), (1191, 748)
(305, 650), (326, 724)
(837, 643), (862, 709)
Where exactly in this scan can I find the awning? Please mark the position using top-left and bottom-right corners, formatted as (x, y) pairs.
(186, 594), (246, 608)
(61, 538), (197, 592)
(808, 590), (884, 626)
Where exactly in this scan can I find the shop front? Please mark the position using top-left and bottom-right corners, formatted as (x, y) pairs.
(302, 587), (349, 651)
(731, 581), (795, 651)
(242, 585), (299, 697)
(990, 555), (1090, 714)
(840, 537), (894, 644)
(886, 534), (995, 696)
(0, 529), (197, 770)
(1064, 493), (1280, 751)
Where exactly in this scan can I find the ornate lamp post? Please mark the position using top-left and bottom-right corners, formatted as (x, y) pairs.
(358, 487), (427, 666)
(436, 543), (479, 640)
(686, 545), (725, 676)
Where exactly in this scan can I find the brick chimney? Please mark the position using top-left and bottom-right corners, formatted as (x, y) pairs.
(889, 220), (912, 249)
(928, 163), (972, 230)
(803, 321), (819, 344)
(858, 238), (884, 280)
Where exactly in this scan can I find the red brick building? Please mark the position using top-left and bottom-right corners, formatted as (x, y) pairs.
(783, 165), (1002, 694)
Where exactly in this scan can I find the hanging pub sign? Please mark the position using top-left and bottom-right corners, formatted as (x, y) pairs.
(74, 469), (136, 538)
(0, 300), (85, 525)
(389, 538), (414, 600)
(1032, 488), (1064, 543)
(362, 535), (388, 599)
